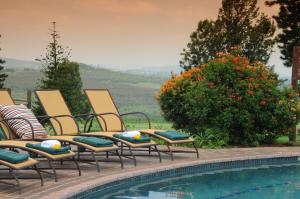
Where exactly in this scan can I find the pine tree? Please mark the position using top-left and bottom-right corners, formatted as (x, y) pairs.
(42, 60), (90, 115)
(36, 22), (70, 82)
(266, 0), (300, 67)
(181, 0), (276, 70)
(36, 22), (89, 115)
(0, 34), (8, 88)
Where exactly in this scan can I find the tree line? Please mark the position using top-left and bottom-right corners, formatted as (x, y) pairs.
(181, 0), (300, 70)
(0, 0), (299, 114)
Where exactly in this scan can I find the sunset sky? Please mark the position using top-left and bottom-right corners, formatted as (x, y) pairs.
(0, 0), (290, 76)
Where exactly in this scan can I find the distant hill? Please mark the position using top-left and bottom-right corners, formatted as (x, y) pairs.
(3, 58), (167, 120)
(122, 65), (182, 77)
(3, 58), (41, 70)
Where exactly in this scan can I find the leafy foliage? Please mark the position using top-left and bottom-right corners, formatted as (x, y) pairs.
(0, 34), (8, 88)
(266, 0), (300, 67)
(180, 0), (276, 70)
(40, 60), (90, 115)
(159, 49), (300, 146)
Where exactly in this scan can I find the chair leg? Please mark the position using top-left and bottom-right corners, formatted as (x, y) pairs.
(91, 151), (100, 172)
(73, 158), (82, 176)
(153, 145), (162, 163)
(34, 165), (44, 186)
(77, 146), (81, 160)
(128, 147), (137, 166)
(166, 144), (174, 161)
(115, 150), (124, 169)
(106, 151), (109, 159)
(192, 142), (199, 158)
(148, 146), (151, 155)
(9, 169), (21, 194)
(121, 142), (124, 155)
(47, 159), (58, 182)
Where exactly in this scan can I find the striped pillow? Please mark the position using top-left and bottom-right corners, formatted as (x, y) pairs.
(0, 104), (47, 140)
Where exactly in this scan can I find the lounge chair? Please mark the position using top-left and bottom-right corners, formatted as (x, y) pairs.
(84, 89), (199, 160)
(35, 89), (161, 166)
(0, 89), (123, 172)
(0, 121), (43, 193)
(0, 89), (81, 178)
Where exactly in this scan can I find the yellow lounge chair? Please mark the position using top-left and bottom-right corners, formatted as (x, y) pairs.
(0, 89), (81, 178)
(0, 89), (122, 172)
(0, 121), (43, 193)
(84, 89), (199, 160)
(35, 89), (161, 166)
(0, 150), (42, 194)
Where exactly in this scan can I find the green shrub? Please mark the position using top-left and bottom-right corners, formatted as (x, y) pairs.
(194, 128), (229, 148)
(158, 50), (300, 146)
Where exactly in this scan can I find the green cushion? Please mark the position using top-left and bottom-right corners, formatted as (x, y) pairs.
(113, 134), (151, 143)
(25, 143), (70, 155)
(0, 149), (29, 164)
(0, 128), (6, 140)
(155, 130), (190, 140)
(73, 137), (113, 147)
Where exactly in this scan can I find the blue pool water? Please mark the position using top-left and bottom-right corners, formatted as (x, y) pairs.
(91, 163), (300, 199)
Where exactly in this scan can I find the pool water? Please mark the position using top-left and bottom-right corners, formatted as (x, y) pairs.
(94, 163), (300, 199)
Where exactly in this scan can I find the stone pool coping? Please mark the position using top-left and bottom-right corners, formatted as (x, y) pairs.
(42, 148), (300, 199)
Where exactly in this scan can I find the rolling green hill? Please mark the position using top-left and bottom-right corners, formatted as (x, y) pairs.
(4, 61), (168, 120)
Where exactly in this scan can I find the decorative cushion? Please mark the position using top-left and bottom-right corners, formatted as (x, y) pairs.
(0, 149), (29, 164)
(113, 134), (151, 143)
(73, 136), (114, 147)
(25, 143), (70, 155)
(0, 104), (48, 140)
(155, 130), (190, 140)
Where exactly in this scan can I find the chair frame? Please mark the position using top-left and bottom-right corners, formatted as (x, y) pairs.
(0, 120), (44, 194)
(83, 88), (199, 160)
(35, 89), (161, 166)
(35, 89), (124, 171)
(0, 89), (81, 180)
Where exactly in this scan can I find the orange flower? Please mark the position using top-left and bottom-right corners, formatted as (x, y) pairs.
(207, 82), (215, 88)
(288, 93), (294, 98)
(197, 75), (203, 81)
(252, 67), (257, 72)
(247, 83), (254, 90)
(260, 100), (267, 106)
(246, 90), (254, 95)
(233, 57), (239, 65)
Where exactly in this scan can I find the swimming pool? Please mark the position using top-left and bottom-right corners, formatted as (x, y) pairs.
(69, 157), (300, 199)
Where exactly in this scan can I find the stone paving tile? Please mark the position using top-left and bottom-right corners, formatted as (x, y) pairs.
(1, 146), (300, 199)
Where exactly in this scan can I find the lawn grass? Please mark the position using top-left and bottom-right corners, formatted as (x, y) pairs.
(275, 134), (300, 146)
(79, 119), (173, 132)
(274, 124), (300, 146)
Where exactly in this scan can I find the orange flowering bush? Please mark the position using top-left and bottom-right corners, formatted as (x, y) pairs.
(158, 50), (300, 146)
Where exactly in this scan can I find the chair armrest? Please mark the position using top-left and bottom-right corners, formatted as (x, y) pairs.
(120, 112), (151, 129)
(37, 115), (80, 135)
(83, 112), (125, 132)
(0, 119), (15, 140)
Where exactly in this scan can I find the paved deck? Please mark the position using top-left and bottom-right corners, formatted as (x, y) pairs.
(1, 146), (300, 199)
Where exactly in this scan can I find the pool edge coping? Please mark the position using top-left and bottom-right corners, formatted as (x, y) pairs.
(40, 152), (300, 199)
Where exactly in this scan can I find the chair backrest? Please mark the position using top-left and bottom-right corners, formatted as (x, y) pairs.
(0, 89), (15, 105)
(35, 90), (79, 135)
(0, 89), (17, 139)
(84, 89), (124, 131)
